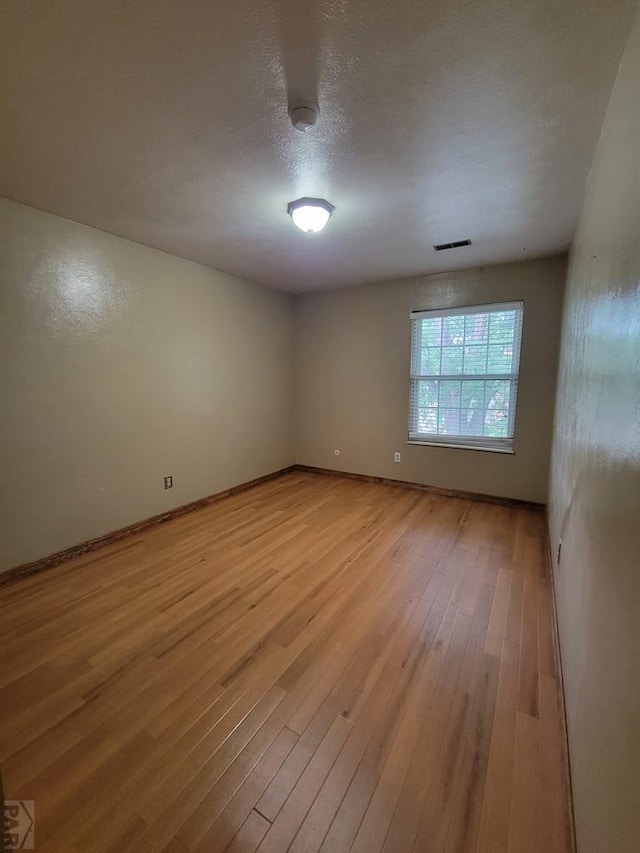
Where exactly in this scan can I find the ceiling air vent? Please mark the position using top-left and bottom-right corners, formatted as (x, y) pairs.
(433, 239), (472, 251)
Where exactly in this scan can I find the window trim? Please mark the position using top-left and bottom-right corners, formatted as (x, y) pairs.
(408, 301), (524, 452)
(406, 439), (515, 455)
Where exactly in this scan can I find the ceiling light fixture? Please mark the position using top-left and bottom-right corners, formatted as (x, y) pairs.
(287, 197), (335, 234)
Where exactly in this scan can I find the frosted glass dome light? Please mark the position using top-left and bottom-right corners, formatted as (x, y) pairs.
(287, 197), (334, 234)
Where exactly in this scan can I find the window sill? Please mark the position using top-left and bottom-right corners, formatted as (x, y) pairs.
(407, 440), (515, 455)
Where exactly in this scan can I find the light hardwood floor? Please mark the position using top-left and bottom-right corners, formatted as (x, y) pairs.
(0, 472), (573, 852)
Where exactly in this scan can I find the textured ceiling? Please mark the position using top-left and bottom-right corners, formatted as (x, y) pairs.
(0, 0), (636, 292)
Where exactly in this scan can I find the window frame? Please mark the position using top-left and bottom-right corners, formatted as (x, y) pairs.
(407, 301), (524, 453)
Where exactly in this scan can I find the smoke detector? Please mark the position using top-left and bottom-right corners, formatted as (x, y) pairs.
(290, 106), (318, 132)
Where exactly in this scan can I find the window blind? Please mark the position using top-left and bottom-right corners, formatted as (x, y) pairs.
(408, 301), (524, 451)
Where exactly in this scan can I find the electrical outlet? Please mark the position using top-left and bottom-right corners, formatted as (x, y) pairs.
(164, 475), (173, 490)
(394, 452), (401, 463)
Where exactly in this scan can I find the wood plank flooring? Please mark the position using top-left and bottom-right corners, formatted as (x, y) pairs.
(0, 472), (574, 852)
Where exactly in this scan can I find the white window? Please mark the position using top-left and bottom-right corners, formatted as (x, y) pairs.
(408, 301), (524, 452)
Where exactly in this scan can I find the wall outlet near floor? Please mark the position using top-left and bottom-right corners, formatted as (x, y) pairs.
(394, 452), (401, 463)
(164, 475), (173, 489)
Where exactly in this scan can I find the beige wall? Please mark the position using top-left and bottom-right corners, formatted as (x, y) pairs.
(294, 256), (565, 503)
(548, 9), (640, 853)
(0, 199), (294, 573)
